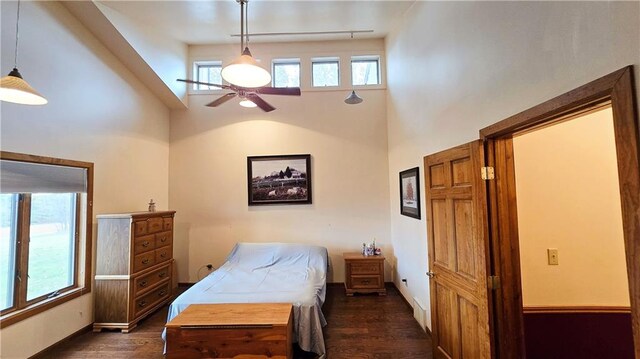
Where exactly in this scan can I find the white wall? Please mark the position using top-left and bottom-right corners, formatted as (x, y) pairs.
(385, 1), (640, 330)
(0, 2), (170, 358)
(514, 107), (629, 307)
(96, 2), (189, 106)
(170, 40), (391, 284)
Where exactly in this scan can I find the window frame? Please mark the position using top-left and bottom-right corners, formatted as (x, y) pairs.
(0, 151), (93, 328)
(351, 55), (381, 86)
(193, 60), (223, 91)
(271, 58), (301, 88)
(311, 57), (341, 88)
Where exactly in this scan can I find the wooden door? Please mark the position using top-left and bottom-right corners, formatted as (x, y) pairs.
(424, 140), (491, 359)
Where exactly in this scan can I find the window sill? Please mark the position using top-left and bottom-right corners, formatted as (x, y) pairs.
(188, 84), (386, 96)
(0, 287), (90, 328)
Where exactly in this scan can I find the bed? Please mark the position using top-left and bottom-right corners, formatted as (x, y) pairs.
(163, 242), (329, 358)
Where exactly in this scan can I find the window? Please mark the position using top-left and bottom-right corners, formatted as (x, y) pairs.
(193, 61), (222, 90)
(351, 56), (380, 85)
(272, 59), (300, 88)
(0, 153), (93, 327)
(312, 57), (339, 87)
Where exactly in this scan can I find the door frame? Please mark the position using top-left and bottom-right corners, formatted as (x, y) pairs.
(479, 66), (640, 358)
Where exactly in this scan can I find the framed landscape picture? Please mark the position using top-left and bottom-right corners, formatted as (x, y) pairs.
(399, 167), (421, 219)
(247, 154), (312, 206)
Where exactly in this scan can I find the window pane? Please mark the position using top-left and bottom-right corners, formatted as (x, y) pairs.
(352, 60), (379, 85)
(196, 65), (222, 90)
(312, 61), (339, 87)
(0, 194), (18, 311)
(273, 63), (300, 88)
(27, 193), (76, 301)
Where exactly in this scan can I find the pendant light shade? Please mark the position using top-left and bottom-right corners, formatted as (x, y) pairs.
(344, 90), (363, 105)
(222, 0), (271, 88)
(221, 47), (271, 88)
(0, 68), (47, 105)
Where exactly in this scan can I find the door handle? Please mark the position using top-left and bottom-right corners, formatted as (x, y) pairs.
(426, 271), (436, 278)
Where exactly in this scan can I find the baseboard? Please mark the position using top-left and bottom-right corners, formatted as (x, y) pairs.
(178, 282), (195, 287)
(29, 323), (93, 359)
(391, 282), (432, 336)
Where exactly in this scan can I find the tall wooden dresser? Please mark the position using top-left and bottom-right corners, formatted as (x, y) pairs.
(93, 211), (176, 333)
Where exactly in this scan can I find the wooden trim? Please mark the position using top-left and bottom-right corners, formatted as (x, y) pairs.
(523, 306), (632, 314)
(479, 67), (628, 139)
(481, 66), (640, 359)
(0, 151), (94, 169)
(29, 323), (93, 359)
(17, 194), (31, 310)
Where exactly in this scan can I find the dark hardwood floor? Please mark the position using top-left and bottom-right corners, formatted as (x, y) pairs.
(41, 283), (432, 359)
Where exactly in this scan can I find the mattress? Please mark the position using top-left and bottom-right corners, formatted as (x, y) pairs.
(163, 242), (328, 357)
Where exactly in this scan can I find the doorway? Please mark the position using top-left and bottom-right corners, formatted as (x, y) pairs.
(480, 66), (640, 358)
(513, 106), (633, 358)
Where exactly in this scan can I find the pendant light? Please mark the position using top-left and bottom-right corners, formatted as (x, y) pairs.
(0, 0), (47, 105)
(344, 90), (363, 105)
(344, 32), (363, 105)
(221, 0), (271, 88)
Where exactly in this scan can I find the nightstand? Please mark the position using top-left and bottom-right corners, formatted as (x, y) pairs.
(343, 252), (386, 296)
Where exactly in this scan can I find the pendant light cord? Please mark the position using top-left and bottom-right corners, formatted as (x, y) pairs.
(14, 0), (21, 68)
(245, 0), (250, 46)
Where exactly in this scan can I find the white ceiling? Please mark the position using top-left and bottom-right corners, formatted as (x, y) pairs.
(97, 0), (415, 45)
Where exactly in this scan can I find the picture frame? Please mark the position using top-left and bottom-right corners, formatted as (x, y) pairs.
(399, 167), (421, 219)
(247, 154), (312, 206)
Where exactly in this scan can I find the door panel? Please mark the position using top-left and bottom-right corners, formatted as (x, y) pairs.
(425, 140), (491, 359)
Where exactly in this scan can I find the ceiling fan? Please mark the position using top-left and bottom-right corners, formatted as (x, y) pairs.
(177, 79), (300, 112)
(177, 0), (300, 112)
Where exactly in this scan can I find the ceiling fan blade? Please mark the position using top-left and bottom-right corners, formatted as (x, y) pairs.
(246, 94), (276, 112)
(177, 78), (232, 90)
(255, 87), (301, 96)
(206, 93), (237, 107)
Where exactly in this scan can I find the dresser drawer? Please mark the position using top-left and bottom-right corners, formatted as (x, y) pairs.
(133, 251), (156, 273)
(133, 234), (155, 254)
(134, 282), (170, 318)
(351, 275), (382, 289)
(155, 231), (172, 248)
(155, 246), (172, 264)
(349, 261), (381, 275)
(134, 221), (148, 236)
(147, 217), (164, 234)
(133, 264), (171, 297)
(163, 217), (173, 231)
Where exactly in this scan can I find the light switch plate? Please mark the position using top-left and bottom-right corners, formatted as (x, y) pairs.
(547, 248), (559, 265)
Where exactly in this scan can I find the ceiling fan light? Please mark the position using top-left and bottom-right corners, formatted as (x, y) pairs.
(222, 48), (271, 88)
(239, 98), (257, 108)
(344, 90), (363, 105)
(0, 68), (47, 105)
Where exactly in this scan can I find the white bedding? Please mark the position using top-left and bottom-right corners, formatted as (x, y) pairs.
(163, 242), (328, 357)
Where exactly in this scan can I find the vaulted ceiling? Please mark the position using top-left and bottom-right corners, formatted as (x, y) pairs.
(97, 0), (415, 44)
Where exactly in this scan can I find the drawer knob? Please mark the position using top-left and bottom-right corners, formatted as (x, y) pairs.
(138, 300), (147, 308)
(159, 272), (167, 278)
(160, 253), (166, 258)
(158, 290), (167, 297)
(142, 259), (150, 265)
(362, 280), (370, 284)
(160, 237), (167, 243)
(142, 241), (150, 247)
(139, 280), (148, 287)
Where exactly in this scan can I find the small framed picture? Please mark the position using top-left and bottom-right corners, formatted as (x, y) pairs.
(399, 167), (421, 219)
(247, 154), (312, 206)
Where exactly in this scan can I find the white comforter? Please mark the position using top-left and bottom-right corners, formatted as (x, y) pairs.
(164, 242), (328, 357)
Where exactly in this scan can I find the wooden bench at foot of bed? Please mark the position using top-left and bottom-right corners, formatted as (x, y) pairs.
(165, 303), (293, 359)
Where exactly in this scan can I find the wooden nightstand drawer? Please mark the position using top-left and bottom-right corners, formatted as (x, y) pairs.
(350, 261), (381, 274)
(155, 231), (172, 248)
(147, 217), (164, 234)
(351, 275), (382, 289)
(155, 246), (171, 264)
